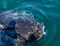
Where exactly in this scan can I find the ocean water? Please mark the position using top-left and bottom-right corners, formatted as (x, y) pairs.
(0, 0), (60, 46)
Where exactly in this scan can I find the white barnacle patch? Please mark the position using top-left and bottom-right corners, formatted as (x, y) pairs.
(13, 13), (18, 16)
(0, 24), (4, 29)
(11, 12), (18, 16)
(42, 26), (46, 35)
(43, 31), (46, 35)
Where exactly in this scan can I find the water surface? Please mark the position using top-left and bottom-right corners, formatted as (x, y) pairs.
(0, 0), (60, 46)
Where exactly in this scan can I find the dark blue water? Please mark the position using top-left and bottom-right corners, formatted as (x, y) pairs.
(0, 0), (60, 46)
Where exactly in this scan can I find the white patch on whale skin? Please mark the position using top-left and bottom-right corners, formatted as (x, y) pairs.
(0, 24), (4, 29)
(42, 26), (46, 35)
(43, 31), (46, 35)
